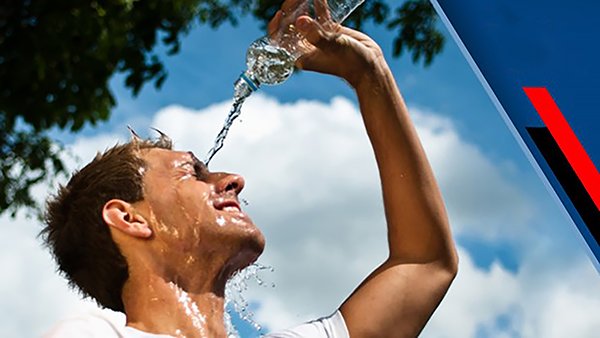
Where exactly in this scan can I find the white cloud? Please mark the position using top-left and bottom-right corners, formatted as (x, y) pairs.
(1, 95), (599, 337)
(0, 212), (116, 337)
(423, 248), (600, 338)
(413, 111), (535, 240)
(421, 247), (520, 338)
(516, 252), (600, 338)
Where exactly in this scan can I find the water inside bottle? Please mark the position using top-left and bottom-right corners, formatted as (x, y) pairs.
(246, 36), (295, 86)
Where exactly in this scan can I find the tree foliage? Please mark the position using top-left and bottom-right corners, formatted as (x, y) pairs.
(0, 0), (445, 217)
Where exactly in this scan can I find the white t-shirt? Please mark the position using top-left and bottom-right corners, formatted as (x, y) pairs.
(43, 310), (349, 338)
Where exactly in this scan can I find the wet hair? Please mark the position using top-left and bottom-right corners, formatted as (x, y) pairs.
(41, 130), (172, 312)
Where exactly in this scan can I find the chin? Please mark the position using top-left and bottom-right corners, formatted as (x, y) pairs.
(220, 245), (264, 283)
(215, 224), (263, 275)
(238, 229), (266, 267)
(210, 212), (266, 277)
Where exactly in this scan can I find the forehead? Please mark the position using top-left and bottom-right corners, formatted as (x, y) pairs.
(142, 148), (194, 170)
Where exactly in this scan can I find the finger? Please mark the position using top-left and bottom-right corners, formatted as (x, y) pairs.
(338, 26), (382, 53)
(294, 49), (321, 72)
(295, 50), (339, 76)
(314, 0), (332, 23)
(294, 52), (315, 71)
(281, 0), (300, 14)
(268, 10), (282, 37)
(339, 26), (371, 41)
(296, 16), (339, 51)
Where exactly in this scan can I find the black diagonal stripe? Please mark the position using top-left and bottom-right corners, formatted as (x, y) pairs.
(527, 127), (599, 244)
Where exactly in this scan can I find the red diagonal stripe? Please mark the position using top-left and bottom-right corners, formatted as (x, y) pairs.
(524, 87), (600, 210)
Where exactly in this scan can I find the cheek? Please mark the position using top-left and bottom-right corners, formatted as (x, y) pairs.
(176, 182), (214, 220)
(149, 210), (181, 244)
(144, 185), (211, 243)
(173, 183), (218, 239)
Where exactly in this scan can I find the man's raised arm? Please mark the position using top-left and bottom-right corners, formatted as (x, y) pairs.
(292, 14), (459, 338)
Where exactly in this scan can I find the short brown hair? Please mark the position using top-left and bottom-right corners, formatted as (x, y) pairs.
(41, 133), (172, 312)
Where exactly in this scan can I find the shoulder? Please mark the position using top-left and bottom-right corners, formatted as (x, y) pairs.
(265, 311), (349, 338)
(43, 310), (127, 338)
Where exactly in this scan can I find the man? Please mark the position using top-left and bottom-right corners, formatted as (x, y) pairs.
(43, 8), (458, 338)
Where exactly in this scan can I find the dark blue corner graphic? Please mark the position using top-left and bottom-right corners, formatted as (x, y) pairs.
(430, 0), (600, 269)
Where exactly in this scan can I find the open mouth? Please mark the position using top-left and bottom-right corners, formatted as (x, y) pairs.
(213, 197), (254, 226)
(214, 199), (242, 213)
(223, 205), (241, 213)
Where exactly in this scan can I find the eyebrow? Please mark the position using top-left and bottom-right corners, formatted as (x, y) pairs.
(187, 152), (201, 166)
(174, 152), (197, 169)
(187, 151), (208, 172)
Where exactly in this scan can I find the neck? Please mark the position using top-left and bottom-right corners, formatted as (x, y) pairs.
(122, 264), (229, 338)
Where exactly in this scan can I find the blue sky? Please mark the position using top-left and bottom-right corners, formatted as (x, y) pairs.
(3, 1), (600, 337)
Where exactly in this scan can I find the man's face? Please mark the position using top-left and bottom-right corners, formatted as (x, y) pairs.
(137, 148), (265, 274)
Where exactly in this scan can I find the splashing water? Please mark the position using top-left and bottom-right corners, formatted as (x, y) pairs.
(224, 263), (275, 337)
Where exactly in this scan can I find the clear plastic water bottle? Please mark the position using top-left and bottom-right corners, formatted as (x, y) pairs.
(234, 0), (366, 99)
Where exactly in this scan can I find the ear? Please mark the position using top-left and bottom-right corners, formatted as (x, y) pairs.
(103, 199), (152, 238)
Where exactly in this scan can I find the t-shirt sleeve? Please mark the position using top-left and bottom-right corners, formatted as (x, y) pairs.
(265, 311), (350, 338)
(42, 313), (126, 338)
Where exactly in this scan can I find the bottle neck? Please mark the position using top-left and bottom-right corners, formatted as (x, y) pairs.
(234, 71), (260, 100)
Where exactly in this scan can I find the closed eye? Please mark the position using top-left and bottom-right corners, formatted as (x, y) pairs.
(189, 152), (208, 180)
(193, 162), (208, 180)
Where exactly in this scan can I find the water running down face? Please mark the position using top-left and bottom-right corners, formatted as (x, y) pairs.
(135, 148), (265, 285)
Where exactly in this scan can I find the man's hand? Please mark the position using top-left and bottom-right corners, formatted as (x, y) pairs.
(293, 16), (384, 89)
(267, 0), (385, 89)
(269, 2), (459, 337)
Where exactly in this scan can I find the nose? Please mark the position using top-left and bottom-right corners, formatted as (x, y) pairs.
(215, 173), (245, 195)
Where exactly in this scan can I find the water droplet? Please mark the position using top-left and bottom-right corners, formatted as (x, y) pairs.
(224, 263), (275, 335)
